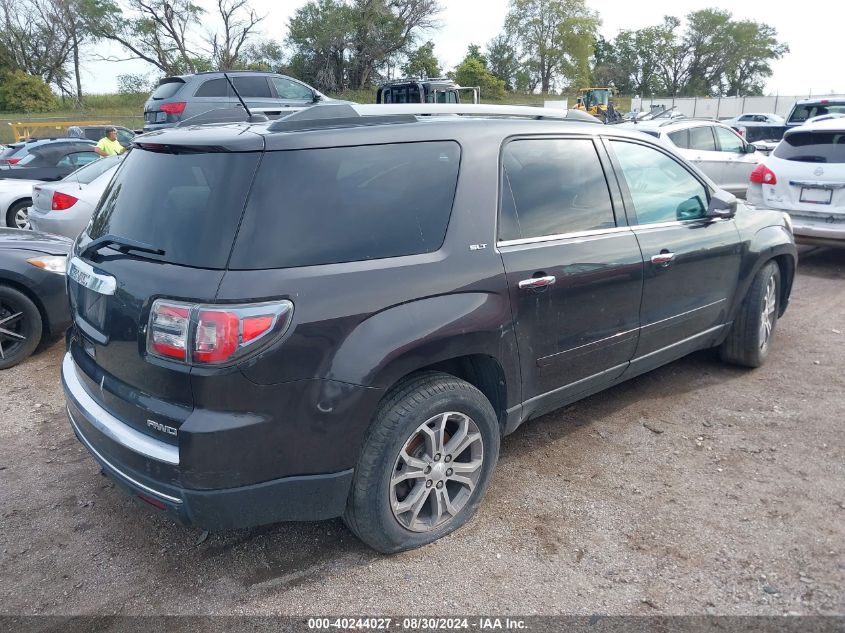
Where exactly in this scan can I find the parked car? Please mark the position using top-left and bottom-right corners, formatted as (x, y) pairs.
(29, 155), (123, 239)
(0, 137), (88, 166)
(0, 141), (99, 186)
(1, 178), (42, 229)
(67, 125), (135, 148)
(62, 103), (796, 553)
(747, 117), (845, 247)
(724, 113), (785, 128)
(785, 98), (845, 129)
(0, 228), (71, 369)
(143, 71), (343, 131)
(623, 119), (763, 197)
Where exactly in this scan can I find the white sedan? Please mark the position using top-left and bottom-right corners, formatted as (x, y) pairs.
(28, 155), (122, 239)
(0, 178), (41, 229)
(747, 117), (845, 246)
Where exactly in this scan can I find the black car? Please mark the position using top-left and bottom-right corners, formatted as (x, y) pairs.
(62, 104), (797, 553)
(0, 141), (98, 182)
(0, 228), (72, 369)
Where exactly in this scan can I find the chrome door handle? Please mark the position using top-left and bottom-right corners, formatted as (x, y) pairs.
(651, 252), (675, 266)
(518, 275), (556, 289)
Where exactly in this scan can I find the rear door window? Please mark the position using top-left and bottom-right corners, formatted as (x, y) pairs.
(87, 149), (260, 269)
(668, 129), (689, 148)
(229, 141), (461, 269)
(688, 126), (717, 151)
(773, 131), (845, 163)
(232, 76), (272, 98)
(499, 138), (616, 241)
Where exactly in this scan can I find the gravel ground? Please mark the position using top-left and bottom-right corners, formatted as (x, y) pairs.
(0, 246), (843, 616)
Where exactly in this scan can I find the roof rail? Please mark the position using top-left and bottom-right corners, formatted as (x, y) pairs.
(266, 103), (597, 133)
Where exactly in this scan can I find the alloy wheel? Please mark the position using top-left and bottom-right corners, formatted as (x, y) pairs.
(390, 411), (484, 533)
(759, 275), (777, 351)
(0, 301), (27, 361)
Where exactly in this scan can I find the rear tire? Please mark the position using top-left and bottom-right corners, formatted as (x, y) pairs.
(0, 285), (42, 370)
(719, 261), (780, 368)
(5, 199), (31, 229)
(343, 372), (500, 553)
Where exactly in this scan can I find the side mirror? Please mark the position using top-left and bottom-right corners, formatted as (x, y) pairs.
(707, 189), (737, 219)
(744, 143), (757, 154)
(312, 91), (322, 103)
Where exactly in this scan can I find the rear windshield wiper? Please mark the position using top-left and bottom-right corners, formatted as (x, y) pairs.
(80, 234), (165, 259)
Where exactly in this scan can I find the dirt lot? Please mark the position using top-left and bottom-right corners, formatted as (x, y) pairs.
(0, 247), (843, 616)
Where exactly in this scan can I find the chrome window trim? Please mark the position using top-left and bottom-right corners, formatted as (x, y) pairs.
(497, 225), (633, 248)
(62, 353), (180, 465)
(68, 407), (183, 505)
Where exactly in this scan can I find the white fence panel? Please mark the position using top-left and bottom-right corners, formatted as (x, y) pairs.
(629, 94), (845, 120)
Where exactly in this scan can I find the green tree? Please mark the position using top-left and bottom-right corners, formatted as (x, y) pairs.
(452, 56), (505, 100)
(465, 43), (487, 67)
(505, 0), (600, 93)
(485, 33), (521, 91)
(402, 40), (440, 78)
(0, 70), (57, 111)
(721, 20), (788, 96)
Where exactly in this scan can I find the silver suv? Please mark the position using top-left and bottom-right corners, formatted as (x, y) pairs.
(623, 119), (762, 197)
(142, 71), (341, 131)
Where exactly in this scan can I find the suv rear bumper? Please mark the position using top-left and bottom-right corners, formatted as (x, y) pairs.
(62, 352), (354, 529)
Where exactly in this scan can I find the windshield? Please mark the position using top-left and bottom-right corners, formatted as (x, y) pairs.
(86, 148), (260, 269)
(63, 155), (122, 184)
(774, 131), (845, 163)
(788, 103), (845, 124)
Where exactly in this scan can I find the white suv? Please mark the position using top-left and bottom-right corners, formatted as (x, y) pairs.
(623, 119), (762, 197)
(747, 118), (845, 246)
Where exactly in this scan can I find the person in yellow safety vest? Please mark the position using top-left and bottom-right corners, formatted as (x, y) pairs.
(94, 127), (127, 157)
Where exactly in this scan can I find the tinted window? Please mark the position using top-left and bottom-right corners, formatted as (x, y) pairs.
(773, 131), (845, 163)
(788, 103), (845, 124)
(611, 141), (709, 224)
(272, 77), (313, 100)
(64, 155), (121, 184)
(151, 80), (184, 99)
(499, 139), (615, 240)
(230, 142), (460, 269)
(56, 151), (99, 168)
(87, 149), (260, 269)
(116, 128), (134, 144)
(688, 126), (716, 151)
(714, 126), (744, 153)
(195, 78), (229, 97)
(232, 76), (271, 98)
(668, 129), (689, 148)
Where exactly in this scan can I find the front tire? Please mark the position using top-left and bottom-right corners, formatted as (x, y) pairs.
(344, 372), (500, 553)
(0, 285), (42, 369)
(720, 261), (780, 368)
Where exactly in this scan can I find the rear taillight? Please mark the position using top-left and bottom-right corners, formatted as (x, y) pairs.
(1, 157), (20, 165)
(750, 163), (777, 185)
(147, 299), (293, 365)
(52, 191), (79, 210)
(159, 101), (186, 115)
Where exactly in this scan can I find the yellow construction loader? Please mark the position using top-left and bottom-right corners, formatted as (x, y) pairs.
(573, 88), (621, 123)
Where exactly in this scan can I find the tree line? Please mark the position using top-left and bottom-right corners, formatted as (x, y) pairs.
(0, 0), (788, 111)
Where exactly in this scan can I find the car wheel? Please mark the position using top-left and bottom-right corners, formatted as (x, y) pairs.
(0, 285), (43, 370)
(6, 199), (31, 229)
(720, 261), (780, 368)
(344, 372), (500, 553)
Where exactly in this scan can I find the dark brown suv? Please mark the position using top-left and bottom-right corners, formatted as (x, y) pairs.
(62, 104), (796, 552)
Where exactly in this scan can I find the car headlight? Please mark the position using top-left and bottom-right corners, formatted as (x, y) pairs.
(26, 255), (68, 275)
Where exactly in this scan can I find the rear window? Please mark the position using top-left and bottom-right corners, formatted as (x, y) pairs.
(788, 103), (845, 124)
(64, 155), (121, 184)
(229, 141), (461, 269)
(87, 149), (260, 269)
(151, 80), (184, 100)
(773, 131), (845, 163)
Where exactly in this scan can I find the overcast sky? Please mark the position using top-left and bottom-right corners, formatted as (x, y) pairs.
(82, 0), (844, 96)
